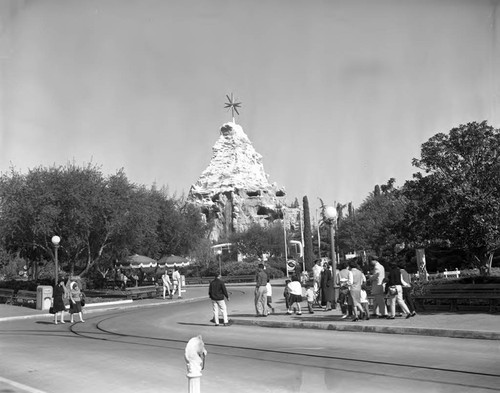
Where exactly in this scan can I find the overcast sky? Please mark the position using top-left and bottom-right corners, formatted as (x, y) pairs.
(1, 0), (499, 214)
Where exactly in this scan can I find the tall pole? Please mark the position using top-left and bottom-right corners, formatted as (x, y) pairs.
(54, 245), (59, 286)
(217, 250), (222, 276)
(299, 208), (305, 272)
(51, 235), (61, 286)
(283, 208), (289, 278)
(316, 209), (321, 258)
(329, 220), (337, 310)
(329, 221), (336, 277)
(323, 206), (337, 310)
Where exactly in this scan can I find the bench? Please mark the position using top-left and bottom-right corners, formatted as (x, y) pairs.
(0, 288), (15, 304)
(15, 290), (37, 306)
(413, 283), (500, 313)
(124, 285), (160, 300)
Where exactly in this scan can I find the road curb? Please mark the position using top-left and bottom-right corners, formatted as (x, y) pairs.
(0, 297), (207, 323)
(231, 318), (500, 340)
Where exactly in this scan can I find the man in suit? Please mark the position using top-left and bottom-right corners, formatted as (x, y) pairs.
(369, 258), (387, 317)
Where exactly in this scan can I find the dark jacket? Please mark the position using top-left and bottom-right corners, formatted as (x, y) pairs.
(386, 266), (403, 287)
(52, 284), (66, 312)
(209, 278), (229, 301)
(255, 270), (268, 287)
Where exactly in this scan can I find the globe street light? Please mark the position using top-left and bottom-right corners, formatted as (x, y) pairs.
(51, 235), (61, 286)
(323, 206), (337, 309)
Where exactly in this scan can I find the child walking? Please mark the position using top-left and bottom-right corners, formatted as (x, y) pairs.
(305, 284), (315, 314)
(283, 279), (291, 312)
(286, 276), (303, 315)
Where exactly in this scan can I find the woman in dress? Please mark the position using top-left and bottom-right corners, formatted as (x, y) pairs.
(348, 259), (366, 322)
(52, 278), (68, 324)
(69, 282), (85, 323)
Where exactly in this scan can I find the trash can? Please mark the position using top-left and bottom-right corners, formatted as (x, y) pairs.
(36, 285), (53, 311)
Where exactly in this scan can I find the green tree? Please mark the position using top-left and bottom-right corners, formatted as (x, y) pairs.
(337, 178), (406, 259)
(302, 196), (314, 270)
(0, 164), (207, 278)
(402, 121), (500, 272)
(229, 223), (285, 259)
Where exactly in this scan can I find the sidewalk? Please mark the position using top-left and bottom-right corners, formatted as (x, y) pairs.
(1, 283), (498, 340)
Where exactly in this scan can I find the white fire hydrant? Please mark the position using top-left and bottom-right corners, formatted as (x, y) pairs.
(185, 335), (207, 393)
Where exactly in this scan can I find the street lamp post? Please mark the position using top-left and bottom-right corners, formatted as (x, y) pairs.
(323, 206), (337, 309)
(217, 249), (222, 276)
(51, 235), (61, 286)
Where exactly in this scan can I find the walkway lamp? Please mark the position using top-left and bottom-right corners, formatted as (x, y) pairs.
(323, 206), (337, 309)
(51, 235), (61, 286)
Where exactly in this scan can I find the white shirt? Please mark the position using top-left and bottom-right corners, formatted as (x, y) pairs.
(312, 264), (323, 281)
(287, 281), (302, 296)
(162, 274), (171, 286)
(360, 289), (368, 303)
(266, 282), (272, 296)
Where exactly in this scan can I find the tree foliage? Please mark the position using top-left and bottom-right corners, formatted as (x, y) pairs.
(402, 121), (500, 267)
(302, 196), (314, 270)
(229, 223), (286, 259)
(337, 178), (405, 259)
(0, 164), (206, 278)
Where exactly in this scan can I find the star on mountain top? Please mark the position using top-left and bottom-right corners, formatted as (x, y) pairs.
(224, 93), (242, 123)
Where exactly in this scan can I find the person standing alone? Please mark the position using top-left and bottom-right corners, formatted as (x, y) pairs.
(209, 274), (231, 326)
(254, 263), (268, 316)
(172, 266), (182, 299)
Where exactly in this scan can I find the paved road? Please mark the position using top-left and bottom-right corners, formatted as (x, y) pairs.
(0, 286), (498, 393)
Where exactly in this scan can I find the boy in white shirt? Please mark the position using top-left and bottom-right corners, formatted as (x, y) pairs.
(266, 279), (274, 314)
(305, 284), (315, 314)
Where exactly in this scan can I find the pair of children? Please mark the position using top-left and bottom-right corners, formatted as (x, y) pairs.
(280, 278), (371, 318)
(283, 276), (315, 315)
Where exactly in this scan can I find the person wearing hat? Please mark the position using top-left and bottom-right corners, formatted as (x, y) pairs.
(254, 263), (268, 316)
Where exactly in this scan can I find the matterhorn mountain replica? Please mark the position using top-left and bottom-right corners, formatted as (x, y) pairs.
(188, 121), (298, 242)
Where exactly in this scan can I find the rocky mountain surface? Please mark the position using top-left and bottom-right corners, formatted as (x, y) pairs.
(189, 122), (298, 241)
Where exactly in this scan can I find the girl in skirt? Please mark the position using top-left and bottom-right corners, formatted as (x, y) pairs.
(286, 276), (303, 315)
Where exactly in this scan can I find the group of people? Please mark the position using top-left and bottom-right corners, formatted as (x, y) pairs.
(51, 278), (85, 324)
(207, 258), (417, 326)
(337, 258), (417, 321)
(161, 267), (183, 300)
(283, 257), (417, 322)
(116, 266), (183, 291)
